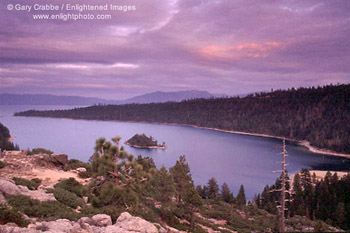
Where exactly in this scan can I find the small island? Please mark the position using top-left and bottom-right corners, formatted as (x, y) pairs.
(125, 134), (168, 149)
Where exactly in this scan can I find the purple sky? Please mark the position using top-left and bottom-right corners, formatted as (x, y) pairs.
(1, 0), (349, 99)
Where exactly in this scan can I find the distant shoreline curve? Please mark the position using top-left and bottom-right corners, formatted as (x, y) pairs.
(14, 114), (350, 159)
(122, 121), (350, 159)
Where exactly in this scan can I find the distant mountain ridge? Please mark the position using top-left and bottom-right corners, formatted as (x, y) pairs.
(0, 94), (109, 106)
(120, 90), (216, 104)
(15, 84), (350, 154)
(0, 90), (219, 105)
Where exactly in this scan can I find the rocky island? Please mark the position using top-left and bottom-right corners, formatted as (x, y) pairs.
(125, 134), (168, 149)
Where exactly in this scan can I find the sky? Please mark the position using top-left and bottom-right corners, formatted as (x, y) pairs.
(1, 0), (349, 100)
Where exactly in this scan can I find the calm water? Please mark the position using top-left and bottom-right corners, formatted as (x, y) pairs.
(1, 105), (349, 200)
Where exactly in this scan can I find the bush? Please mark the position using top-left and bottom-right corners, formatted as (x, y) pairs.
(80, 205), (102, 217)
(0, 161), (5, 169)
(6, 195), (80, 221)
(98, 182), (124, 206)
(101, 205), (123, 223)
(53, 188), (84, 209)
(0, 203), (29, 227)
(28, 148), (54, 155)
(54, 178), (83, 197)
(65, 159), (92, 172)
(78, 170), (92, 179)
(12, 177), (41, 190)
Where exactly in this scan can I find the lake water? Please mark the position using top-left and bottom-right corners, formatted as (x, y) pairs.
(1, 105), (349, 200)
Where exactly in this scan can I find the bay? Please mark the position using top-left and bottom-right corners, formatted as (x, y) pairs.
(1, 105), (349, 200)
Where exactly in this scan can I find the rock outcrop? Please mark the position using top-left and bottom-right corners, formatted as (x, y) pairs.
(0, 177), (55, 202)
(0, 212), (170, 233)
(91, 214), (113, 227)
(32, 153), (68, 168)
(112, 212), (159, 233)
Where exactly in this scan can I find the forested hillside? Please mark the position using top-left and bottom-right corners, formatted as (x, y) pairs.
(15, 84), (350, 153)
(1, 137), (339, 232)
(0, 123), (18, 151)
(256, 169), (350, 230)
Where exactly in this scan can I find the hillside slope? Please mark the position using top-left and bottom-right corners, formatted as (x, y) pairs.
(15, 84), (350, 154)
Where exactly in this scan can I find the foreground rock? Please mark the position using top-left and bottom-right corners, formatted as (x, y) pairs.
(32, 153), (68, 168)
(0, 212), (171, 233)
(0, 177), (55, 201)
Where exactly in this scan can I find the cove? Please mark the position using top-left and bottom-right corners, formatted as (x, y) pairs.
(1, 105), (349, 200)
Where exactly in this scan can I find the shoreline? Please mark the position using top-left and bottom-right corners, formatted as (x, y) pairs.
(122, 121), (350, 159)
(183, 125), (350, 159)
(124, 142), (168, 150)
(14, 115), (350, 159)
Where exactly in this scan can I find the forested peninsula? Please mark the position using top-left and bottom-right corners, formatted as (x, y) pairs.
(0, 123), (19, 151)
(15, 84), (350, 154)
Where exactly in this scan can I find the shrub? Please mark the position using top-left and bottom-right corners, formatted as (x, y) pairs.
(131, 205), (159, 223)
(12, 177), (41, 190)
(6, 195), (79, 221)
(78, 170), (92, 179)
(0, 161), (5, 169)
(101, 205), (123, 223)
(65, 159), (92, 172)
(98, 182), (124, 206)
(28, 148), (54, 155)
(314, 220), (327, 232)
(53, 188), (84, 209)
(80, 205), (102, 217)
(54, 178), (83, 197)
(31, 178), (42, 186)
(0, 203), (29, 227)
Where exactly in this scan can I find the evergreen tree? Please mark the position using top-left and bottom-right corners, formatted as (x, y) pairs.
(136, 155), (156, 172)
(149, 166), (175, 204)
(207, 177), (219, 199)
(183, 183), (202, 229)
(0, 122), (19, 151)
(196, 185), (208, 199)
(290, 173), (304, 216)
(169, 155), (192, 204)
(221, 182), (234, 203)
(300, 169), (314, 218)
(335, 202), (346, 227)
(236, 184), (246, 207)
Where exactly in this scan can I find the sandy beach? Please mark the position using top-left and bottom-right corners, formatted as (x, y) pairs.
(309, 170), (349, 180)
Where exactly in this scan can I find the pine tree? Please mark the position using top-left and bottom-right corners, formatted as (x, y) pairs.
(221, 182), (234, 203)
(196, 185), (208, 199)
(335, 202), (346, 227)
(149, 166), (175, 204)
(207, 177), (219, 199)
(291, 173), (304, 216)
(236, 184), (246, 207)
(169, 155), (192, 204)
(183, 183), (202, 229)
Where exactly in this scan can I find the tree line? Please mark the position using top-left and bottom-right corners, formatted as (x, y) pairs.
(16, 84), (350, 154)
(255, 169), (350, 230)
(0, 123), (19, 151)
